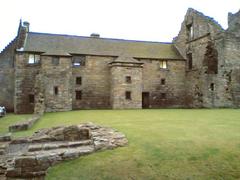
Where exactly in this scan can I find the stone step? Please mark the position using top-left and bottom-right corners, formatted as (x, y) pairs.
(26, 145), (95, 162)
(28, 140), (93, 152)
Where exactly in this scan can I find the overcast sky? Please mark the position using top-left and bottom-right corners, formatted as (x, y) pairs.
(0, 0), (240, 51)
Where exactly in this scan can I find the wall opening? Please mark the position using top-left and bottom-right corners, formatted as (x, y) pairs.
(142, 92), (150, 108)
(160, 93), (166, 99)
(161, 78), (166, 85)
(210, 83), (215, 91)
(203, 41), (218, 74)
(29, 94), (35, 104)
(28, 54), (40, 64)
(76, 77), (82, 85)
(54, 86), (59, 95)
(52, 56), (59, 65)
(125, 76), (132, 83)
(159, 60), (167, 69)
(187, 53), (193, 70)
(76, 90), (82, 100)
(186, 24), (194, 40)
(72, 56), (86, 67)
(125, 91), (132, 100)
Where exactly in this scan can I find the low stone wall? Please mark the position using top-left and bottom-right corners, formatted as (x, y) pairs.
(0, 123), (128, 179)
(9, 115), (41, 132)
(0, 133), (11, 142)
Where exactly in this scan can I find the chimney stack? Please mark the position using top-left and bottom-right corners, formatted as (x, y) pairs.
(23, 21), (30, 32)
(90, 33), (100, 38)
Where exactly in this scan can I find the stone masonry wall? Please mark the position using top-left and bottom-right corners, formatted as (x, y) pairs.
(110, 62), (143, 109)
(173, 8), (235, 108)
(0, 39), (17, 112)
(72, 55), (114, 109)
(41, 56), (72, 112)
(222, 33), (240, 107)
(14, 53), (40, 113)
(141, 59), (186, 108)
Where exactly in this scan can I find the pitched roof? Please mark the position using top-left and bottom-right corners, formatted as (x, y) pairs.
(110, 56), (143, 64)
(23, 32), (183, 59)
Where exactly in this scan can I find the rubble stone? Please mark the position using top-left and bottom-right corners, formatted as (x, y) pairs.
(0, 123), (128, 179)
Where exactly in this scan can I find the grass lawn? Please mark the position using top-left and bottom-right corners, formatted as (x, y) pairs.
(1, 109), (240, 179)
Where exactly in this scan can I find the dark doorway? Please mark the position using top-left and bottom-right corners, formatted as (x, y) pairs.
(142, 92), (150, 108)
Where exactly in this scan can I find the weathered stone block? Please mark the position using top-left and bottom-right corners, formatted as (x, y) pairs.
(0, 133), (11, 142)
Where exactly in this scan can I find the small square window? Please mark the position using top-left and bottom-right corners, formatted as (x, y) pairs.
(161, 78), (166, 85)
(72, 56), (86, 67)
(160, 93), (166, 99)
(76, 77), (82, 85)
(126, 76), (131, 83)
(125, 91), (131, 100)
(159, 60), (167, 69)
(54, 86), (58, 95)
(52, 57), (59, 65)
(28, 54), (40, 64)
(29, 94), (34, 103)
(76, 90), (82, 100)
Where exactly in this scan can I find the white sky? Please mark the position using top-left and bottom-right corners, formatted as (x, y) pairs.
(0, 0), (240, 51)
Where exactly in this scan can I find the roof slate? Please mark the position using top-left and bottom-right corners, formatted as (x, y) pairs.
(23, 32), (183, 59)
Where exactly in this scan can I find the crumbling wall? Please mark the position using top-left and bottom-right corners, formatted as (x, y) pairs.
(221, 32), (240, 107)
(173, 8), (233, 108)
(228, 10), (240, 37)
(174, 8), (223, 60)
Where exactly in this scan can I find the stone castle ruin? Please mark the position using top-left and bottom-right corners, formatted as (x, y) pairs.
(1, 8), (240, 114)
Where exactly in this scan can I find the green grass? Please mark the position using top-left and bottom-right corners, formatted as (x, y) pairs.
(1, 109), (240, 179)
(0, 114), (31, 134)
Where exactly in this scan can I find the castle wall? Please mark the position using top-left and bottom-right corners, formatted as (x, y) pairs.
(72, 55), (113, 109)
(7, 8), (240, 113)
(14, 53), (40, 113)
(0, 39), (17, 111)
(222, 33), (240, 107)
(41, 56), (72, 112)
(173, 8), (235, 108)
(141, 59), (186, 107)
(110, 62), (143, 109)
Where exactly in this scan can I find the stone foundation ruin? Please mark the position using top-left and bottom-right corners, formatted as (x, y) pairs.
(0, 123), (128, 179)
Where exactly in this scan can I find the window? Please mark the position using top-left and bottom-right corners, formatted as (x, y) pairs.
(52, 56), (59, 65)
(28, 54), (40, 64)
(76, 90), (82, 100)
(54, 86), (58, 95)
(210, 83), (215, 91)
(126, 76), (131, 83)
(76, 77), (82, 85)
(125, 91), (131, 100)
(187, 53), (193, 70)
(186, 24), (194, 40)
(161, 78), (166, 85)
(29, 94), (34, 103)
(159, 60), (167, 69)
(72, 56), (86, 67)
(160, 93), (166, 99)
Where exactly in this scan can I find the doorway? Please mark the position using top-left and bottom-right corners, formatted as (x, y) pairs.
(142, 92), (150, 108)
